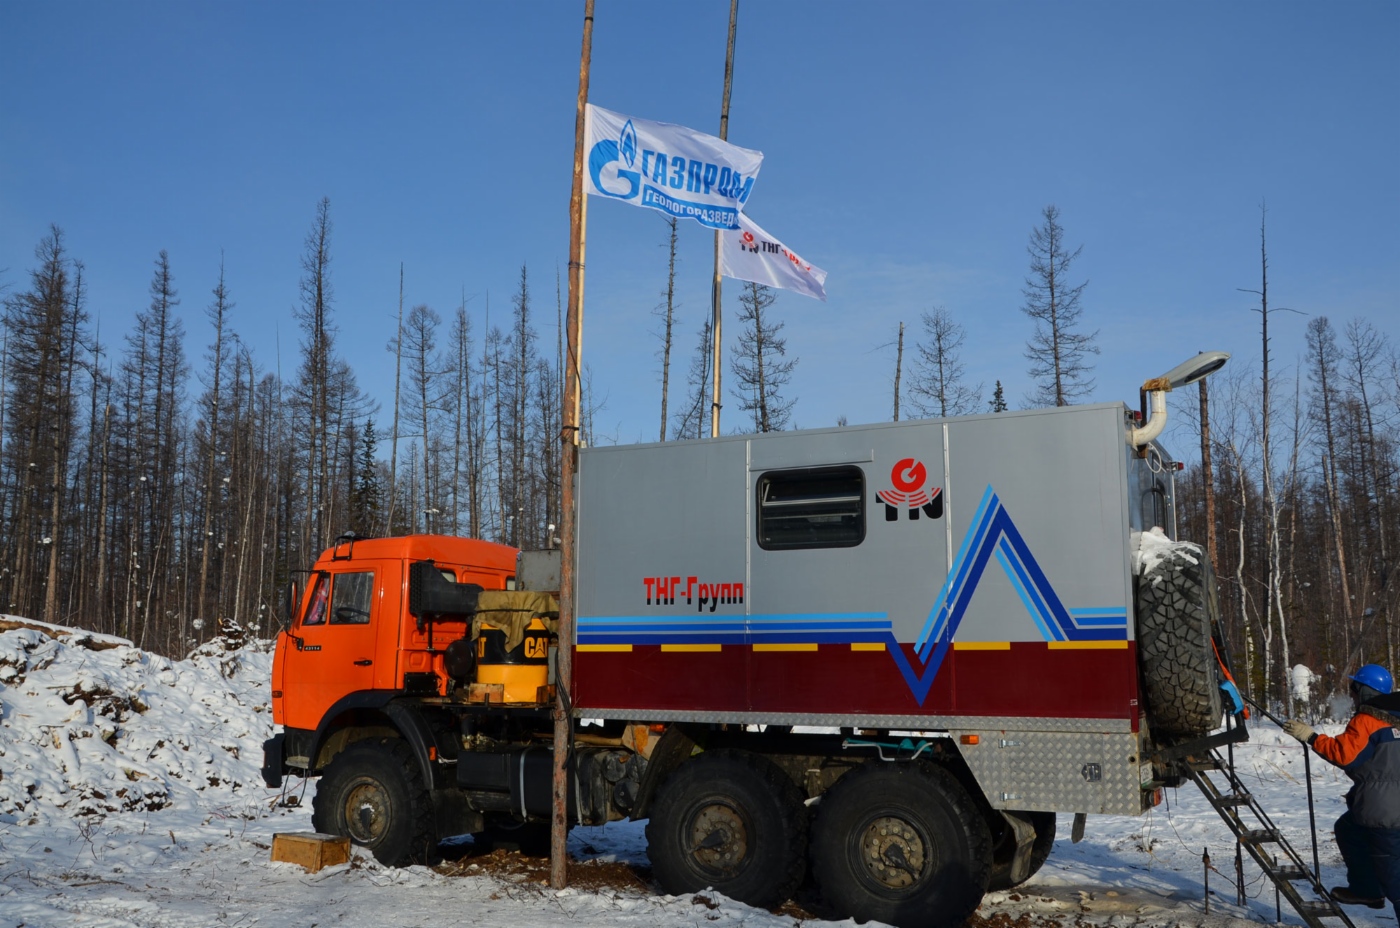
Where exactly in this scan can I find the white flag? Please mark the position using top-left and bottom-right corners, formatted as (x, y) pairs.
(721, 213), (828, 301)
(584, 104), (763, 231)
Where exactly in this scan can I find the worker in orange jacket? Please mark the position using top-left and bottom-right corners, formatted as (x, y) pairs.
(1285, 664), (1400, 917)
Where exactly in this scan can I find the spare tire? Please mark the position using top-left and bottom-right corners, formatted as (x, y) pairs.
(1135, 539), (1222, 739)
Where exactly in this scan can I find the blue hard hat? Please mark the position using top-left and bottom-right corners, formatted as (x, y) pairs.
(1350, 664), (1394, 696)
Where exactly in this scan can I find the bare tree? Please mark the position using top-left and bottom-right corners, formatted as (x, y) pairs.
(730, 282), (796, 433)
(655, 217), (680, 441)
(387, 263), (404, 532)
(1022, 204), (1096, 407)
(399, 303), (447, 530)
(447, 296), (478, 537)
(892, 322), (904, 422)
(194, 256), (235, 634)
(1238, 205), (1304, 709)
(0, 227), (87, 622)
(1340, 318), (1394, 669)
(909, 307), (981, 418)
(294, 198), (335, 552)
(672, 312), (712, 440)
(504, 266), (537, 547)
(1306, 316), (1353, 637)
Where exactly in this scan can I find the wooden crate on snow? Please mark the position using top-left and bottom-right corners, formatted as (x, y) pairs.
(271, 832), (351, 872)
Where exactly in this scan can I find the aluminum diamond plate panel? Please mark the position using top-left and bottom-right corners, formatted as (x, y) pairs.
(953, 728), (1146, 815)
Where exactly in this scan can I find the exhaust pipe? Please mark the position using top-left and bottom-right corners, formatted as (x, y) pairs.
(1128, 351), (1231, 449)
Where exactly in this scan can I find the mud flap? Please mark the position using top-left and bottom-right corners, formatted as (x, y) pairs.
(261, 733), (285, 789)
(1071, 812), (1086, 844)
(1001, 811), (1037, 885)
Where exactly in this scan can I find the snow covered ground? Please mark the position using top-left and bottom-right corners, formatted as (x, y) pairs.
(0, 617), (1392, 928)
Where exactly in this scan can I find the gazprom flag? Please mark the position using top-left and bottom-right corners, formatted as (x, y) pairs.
(721, 213), (828, 301)
(585, 104), (763, 231)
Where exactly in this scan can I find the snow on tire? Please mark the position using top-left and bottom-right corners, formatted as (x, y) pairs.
(1135, 535), (1222, 739)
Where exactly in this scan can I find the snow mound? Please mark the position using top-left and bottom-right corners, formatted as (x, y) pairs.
(0, 618), (273, 824)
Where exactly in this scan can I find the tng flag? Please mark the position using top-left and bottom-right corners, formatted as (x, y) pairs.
(721, 212), (828, 301)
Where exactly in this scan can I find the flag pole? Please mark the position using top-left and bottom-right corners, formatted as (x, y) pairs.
(709, 0), (739, 437)
(554, 0), (593, 891)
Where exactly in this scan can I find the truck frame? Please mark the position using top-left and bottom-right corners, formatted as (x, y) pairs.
(263, 355), (1234, 928)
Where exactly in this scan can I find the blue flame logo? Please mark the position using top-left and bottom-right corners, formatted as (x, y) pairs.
(619, 119), (637, 169)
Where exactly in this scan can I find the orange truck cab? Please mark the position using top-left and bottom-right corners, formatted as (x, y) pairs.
(270, 533), (519, 734)
(262, 533), (646, 867)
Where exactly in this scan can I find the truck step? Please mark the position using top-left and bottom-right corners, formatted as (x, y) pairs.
(1238, 829), (1280, 844)
(1187, 758), (1222, 772)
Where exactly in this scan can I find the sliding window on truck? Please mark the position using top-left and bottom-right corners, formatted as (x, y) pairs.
(755, 465), (865, 550)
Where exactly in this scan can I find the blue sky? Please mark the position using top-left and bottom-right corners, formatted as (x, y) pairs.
(2, 1), (1396, 453)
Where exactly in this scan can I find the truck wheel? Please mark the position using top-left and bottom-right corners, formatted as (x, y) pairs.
(810, 761), (991, 928)
(986, 811), (1055, 891)
(1136, 541), (1223, 739)
(646, 750), (807, 908)
(312, 738), (436, 866)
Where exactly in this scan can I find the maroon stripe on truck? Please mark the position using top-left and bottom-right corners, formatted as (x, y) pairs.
(573, 641), (1139, 723)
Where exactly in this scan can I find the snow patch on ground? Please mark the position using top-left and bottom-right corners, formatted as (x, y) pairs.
(1, 621), (1393, 928)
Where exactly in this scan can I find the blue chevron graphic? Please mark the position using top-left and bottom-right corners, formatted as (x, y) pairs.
(888, 486), (1127, 705)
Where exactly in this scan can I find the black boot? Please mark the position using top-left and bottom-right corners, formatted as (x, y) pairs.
(1331, 886), (1385, 909)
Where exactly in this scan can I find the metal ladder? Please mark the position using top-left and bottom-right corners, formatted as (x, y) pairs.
(1185, 745), (1356, 928)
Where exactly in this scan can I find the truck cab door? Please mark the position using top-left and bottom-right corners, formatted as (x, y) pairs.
(280, 568), (381, 731)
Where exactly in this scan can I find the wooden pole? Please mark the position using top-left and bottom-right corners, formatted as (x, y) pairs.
(553, 0), (593, 891)
(709, 0), (739, 437)
(1199, 374), (1217, 570)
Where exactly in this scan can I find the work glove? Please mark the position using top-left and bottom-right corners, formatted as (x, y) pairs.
(1283, 720), (1315, 743)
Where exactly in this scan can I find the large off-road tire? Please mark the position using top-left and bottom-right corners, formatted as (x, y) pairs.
(986, 811), (1056, 891)
(312, 738), (436, 866)
(646, 750), (808, 908)
(1136, 540), (1223, 739)
(809, 761), (992, 928)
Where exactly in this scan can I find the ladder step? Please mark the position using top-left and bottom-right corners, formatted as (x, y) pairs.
(1188, 758), (1223, 771)
(1294, 900), (1343, 918)
(1215, 793), (1254, 807)
(1238, 829), (1280, 844)
(1273, 865), (1312, 881)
